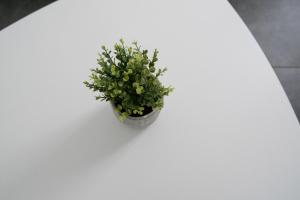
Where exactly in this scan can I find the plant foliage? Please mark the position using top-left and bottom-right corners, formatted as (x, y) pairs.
(84, 39), (173, 121)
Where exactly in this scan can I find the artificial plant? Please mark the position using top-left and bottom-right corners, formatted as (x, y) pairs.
(84, 39), (173, 121)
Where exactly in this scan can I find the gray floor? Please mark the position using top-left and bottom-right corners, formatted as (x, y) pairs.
(0, 0), (299, 121)
(0, 0), (56, 30)
(229, 0), (300, 121)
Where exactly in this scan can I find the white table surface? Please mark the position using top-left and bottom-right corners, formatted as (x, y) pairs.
(1, 0), (300, 199)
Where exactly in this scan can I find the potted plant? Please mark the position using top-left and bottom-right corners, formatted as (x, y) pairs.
(84, 39), (173, 127)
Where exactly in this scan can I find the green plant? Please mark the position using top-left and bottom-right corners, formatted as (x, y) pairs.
(84, 39), (173, 121)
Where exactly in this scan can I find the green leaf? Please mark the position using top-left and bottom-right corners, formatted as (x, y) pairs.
(111, 65), (116, 76)
(136, 86), (143, 94)
(113, 89), (119, 95)
(132, 82), (139, 88)
(108, 84), (113, 90)
(123, 74), (129, 81)
(117, 104), (122, 110)
(119, 112), (128, 122)
(118, 81), (124, 87)
(127, 69), (133, 74)
(116, 71), (120, 78)
(138, 107), (144, 111)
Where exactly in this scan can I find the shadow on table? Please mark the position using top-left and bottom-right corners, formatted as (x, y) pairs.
(4, 106), (142, 199)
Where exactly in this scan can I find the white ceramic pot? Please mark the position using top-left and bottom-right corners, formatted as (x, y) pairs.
(111, 102), (160, 128)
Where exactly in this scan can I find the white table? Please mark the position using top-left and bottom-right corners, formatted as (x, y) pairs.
(1, 0), (299, 199)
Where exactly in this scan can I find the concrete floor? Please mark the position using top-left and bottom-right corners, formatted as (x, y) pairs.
(0, 0), (299, 121)
(0, 0), (56, 30)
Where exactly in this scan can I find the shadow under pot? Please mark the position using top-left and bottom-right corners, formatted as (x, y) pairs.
(110, 102), (161, 128)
